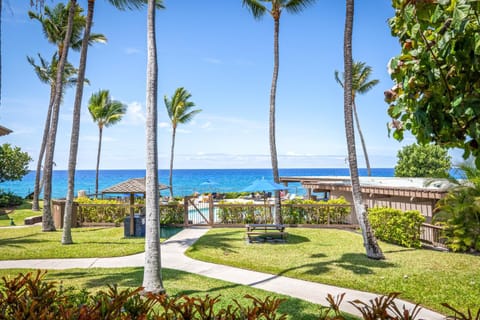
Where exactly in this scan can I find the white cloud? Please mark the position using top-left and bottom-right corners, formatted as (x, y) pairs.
(159, 122), (169, 128)
(200, 121), (211, 129)
(123, 102), (146, 125)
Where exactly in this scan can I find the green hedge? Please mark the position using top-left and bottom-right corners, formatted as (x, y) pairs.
(0, 190), (23, 207)
(281, 197), (351, 224)
(368, 207), (425, 248)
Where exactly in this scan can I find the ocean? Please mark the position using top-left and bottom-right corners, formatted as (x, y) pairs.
(0, 168), (395, 199)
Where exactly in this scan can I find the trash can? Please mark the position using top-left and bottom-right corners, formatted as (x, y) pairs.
(124, 214), (146, 237)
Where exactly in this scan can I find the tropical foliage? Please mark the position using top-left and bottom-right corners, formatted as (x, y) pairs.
(88, 90), (127, 196)
(164, 87), (201, 198)
(0, 143), (32, 183)
(334, 61), (379, 176)
(0, 191), (23, 208)
(394, 143), (452, 178)
(434, 162), (480, 253)
(369, 207), (425, 248)
(386, 0), (480, 167)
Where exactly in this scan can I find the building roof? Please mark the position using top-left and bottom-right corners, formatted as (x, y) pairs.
(0, 125), (12, 136)
(280, 176), (452, 200)
(101, 177), (169, 194)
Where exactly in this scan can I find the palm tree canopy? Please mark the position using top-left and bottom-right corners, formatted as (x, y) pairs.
(88, 90), (127, 129)
(27, 52), (82, 88)
(28, 3), (107, 52)
(164, 87), (202, 128)
(334, 61), (379, 98)
(242, 0), (316, 19)
(108, 0), (165, 10)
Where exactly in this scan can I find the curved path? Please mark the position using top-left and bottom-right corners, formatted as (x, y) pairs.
(0, 227), (444, 319)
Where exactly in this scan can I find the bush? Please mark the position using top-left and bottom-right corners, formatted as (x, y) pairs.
(0, 271), (287, 319)
(75, 197), (129, 224)
(160, 201), (184, 224)
(281, 197), (351, 225)
(0, 190), (23, 208)
(368, 207), (425, 248)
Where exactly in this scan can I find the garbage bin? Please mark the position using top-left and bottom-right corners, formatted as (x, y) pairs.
(124, 214), (146, 237)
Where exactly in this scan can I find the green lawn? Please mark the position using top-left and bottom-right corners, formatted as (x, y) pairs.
(0, 226), (145, 259)
(0, 267), (354, 320)
(185, 228), (480, 314)
(0, 201), (42, 227)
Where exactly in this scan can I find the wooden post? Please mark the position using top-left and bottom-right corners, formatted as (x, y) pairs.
(209, 195), (214, 226)
(183, 197), (189, 227)
(129, 193), (135, 236)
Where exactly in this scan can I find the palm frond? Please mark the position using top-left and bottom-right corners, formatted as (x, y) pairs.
(283, 0), (316, 14)
(107, 0), (165, 11)
(243, 0), (267, 19)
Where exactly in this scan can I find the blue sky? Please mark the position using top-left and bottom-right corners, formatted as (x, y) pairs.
(2, 0), (418, 170)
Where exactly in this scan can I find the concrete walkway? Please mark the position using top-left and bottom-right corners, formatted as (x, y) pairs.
(0, 227), (444, 319)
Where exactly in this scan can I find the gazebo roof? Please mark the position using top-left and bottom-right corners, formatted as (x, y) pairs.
(0, 125), (12, 136)
(101, 177), (168, 194)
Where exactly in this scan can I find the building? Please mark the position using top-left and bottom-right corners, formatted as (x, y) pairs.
(279, 176), (452, 222)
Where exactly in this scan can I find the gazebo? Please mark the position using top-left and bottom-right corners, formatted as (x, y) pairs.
(101, 177), (169, 236)
(0, 125), (12, 136)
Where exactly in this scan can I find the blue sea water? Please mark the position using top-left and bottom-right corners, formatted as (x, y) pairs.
(0, 168), (394, 199)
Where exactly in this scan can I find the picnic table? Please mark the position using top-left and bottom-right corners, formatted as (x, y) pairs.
(245, 224), (288, 243)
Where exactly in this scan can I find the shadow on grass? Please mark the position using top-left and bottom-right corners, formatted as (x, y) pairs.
(187, 230), (242, 254)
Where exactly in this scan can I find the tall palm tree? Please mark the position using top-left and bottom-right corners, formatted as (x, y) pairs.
(343, 0), (384, 259)
(29, 2), (106, 213)
(335, 61), (379, 176)
(242, 0), (316, 224)
(142, 0), (165, 294)
(87, 90), (127, 196)
(27, 53), (81, 211)
(42, 0), (77, 232)
(62, 0), (152, 245)
(164, 87), (201, 198)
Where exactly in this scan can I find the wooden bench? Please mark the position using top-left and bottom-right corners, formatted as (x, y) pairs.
(245, 224), (287, 243)
(24, 215), (42, 225)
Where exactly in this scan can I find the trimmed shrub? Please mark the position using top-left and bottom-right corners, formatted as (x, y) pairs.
(368, 207), (425, 248)
(0, 190), (23, 208)
(281, 197), (351, 225)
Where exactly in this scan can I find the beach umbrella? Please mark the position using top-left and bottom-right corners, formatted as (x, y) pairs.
(242, 178), (285, 193)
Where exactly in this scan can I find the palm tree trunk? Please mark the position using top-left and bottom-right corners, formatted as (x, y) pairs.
(42, 0), (76, 232)
(169, 126), (176, 198)
(271, 15), (282, 225)
(95, 126), (102, 196)
(343, 0), (383, 259)
(32, 87), (55, 211)
(353, 101), (371, 176)
(142, 0), (165, 294)
(62, 0), (94, 244)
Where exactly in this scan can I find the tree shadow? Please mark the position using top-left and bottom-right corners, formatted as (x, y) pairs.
(187, 230), (242, 254)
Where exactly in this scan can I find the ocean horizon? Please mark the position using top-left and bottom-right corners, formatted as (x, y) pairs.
(0, 168), (395, 199)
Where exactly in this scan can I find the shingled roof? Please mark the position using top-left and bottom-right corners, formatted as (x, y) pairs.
(0, 125), (12, 136)
(101, 177), (168, 194)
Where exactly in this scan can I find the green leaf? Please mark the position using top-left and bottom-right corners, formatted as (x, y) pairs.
(452, 95), (463, 107)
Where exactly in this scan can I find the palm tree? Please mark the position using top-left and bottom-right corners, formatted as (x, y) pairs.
(29, 2), (106, 213)
(62, 0), (152, 245)
(87, 90), (127, 196)
(343, 0), (384, 259)
(42, 0), (77, 232)
(334, 61), (379, 176)
(27, 53), (81, 211)
(242, 0), (316, 224)
(164, 87), (201, 198)
(142, 0), (165, 294)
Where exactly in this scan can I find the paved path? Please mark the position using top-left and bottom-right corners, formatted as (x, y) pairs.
(0, 227), (444, 319)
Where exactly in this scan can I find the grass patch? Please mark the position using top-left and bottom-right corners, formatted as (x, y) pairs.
(0, 268), (356, 320)
(0, 201), (41, 227)
(0, 226), (146, 259)
(185, 228), (480, 314)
